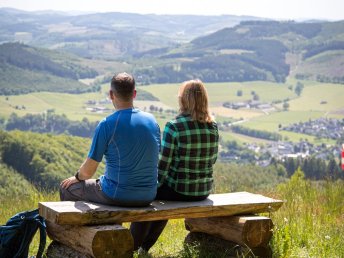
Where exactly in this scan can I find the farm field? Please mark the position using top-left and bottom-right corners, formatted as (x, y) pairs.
(0, 80), (343, 144)
(288, 82), (344, 112)
(142, 81), (296, 108)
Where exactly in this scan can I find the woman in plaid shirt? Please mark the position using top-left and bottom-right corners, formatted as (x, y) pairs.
(130, 79), (219, 253)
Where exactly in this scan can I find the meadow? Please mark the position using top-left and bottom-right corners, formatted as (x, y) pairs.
(1, 167), (343, 258)
(1, 80), (343, 145)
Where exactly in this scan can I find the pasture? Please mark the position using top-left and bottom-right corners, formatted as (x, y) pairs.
(1, 80), (343, 144)
(142, 81), (296, 108)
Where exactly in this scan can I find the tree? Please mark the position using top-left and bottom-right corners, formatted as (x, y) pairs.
(294, 81), (304, 96)
(327, 158), (341, 179)
(237, 90), (243, 97)
(283, 102), (290, 111)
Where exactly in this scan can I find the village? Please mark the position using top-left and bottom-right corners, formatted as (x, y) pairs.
(83, 99), (344, 165)
(282, 117), (344, 140)
(219, 117), (344, 164)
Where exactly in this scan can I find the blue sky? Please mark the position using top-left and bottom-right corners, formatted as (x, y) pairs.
(0, 0), (343, 20)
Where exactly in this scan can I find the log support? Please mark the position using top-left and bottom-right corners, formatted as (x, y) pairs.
(46, 221), (133, 258)
(184, 232), (272, 258)
(185, 215), (273, 248)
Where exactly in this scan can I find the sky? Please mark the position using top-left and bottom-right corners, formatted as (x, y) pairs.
(0, 0), (343, 21)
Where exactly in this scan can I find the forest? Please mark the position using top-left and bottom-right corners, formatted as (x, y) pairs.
(133, 20), (344, 84)
(4, 111), (98, 138)
(0, 130), (342, 193)
(0, 43), (99, 95)
(231, 125), (282, 141)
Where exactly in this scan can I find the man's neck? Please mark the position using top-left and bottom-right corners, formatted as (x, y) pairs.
(114, 101), (134, 111)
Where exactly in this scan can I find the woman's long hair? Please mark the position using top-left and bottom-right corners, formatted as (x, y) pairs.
(178, 79), (213, 123)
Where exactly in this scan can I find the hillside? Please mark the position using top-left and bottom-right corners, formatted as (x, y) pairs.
(0, 42), (99, 94)
(0, 8), (263, 59)
(0, 130), (91, 189)
(133, 20), (344, 84)
(1, 9), (343, 85)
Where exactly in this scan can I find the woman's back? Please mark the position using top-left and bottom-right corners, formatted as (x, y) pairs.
(158, 113), (218, 196)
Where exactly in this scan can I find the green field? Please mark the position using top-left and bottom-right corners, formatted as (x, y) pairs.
(142, 81), (296, 108)
(289, 82), (344, 112)
(0, 89), (109, 121)
(243, 111), (324, 131)
(1, 80), (343, 144)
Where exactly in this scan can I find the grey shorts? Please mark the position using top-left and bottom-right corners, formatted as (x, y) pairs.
(59, 179), (151, 207)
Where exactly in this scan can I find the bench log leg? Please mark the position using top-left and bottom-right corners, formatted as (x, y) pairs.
(185, 232), (272, 258)
(46, 221), (133, 258)
(46, 241), (92, 258)
(185, 215), (273, 248)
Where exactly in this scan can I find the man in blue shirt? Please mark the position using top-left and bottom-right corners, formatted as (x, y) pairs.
(60, 73), (160, 206)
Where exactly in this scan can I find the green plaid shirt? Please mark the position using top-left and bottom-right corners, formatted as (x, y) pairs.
(158, 114), (219, 196)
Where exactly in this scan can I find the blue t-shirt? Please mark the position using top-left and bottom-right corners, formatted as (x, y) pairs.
(88, 108), (160, 202)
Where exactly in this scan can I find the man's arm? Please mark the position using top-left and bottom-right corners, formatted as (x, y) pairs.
(60, 157), (99, 189)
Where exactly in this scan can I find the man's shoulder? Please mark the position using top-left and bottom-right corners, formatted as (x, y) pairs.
(134, 109), (157, 121)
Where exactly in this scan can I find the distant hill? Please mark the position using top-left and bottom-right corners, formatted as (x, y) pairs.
(0, 42), (99, 95)
(0, 8), (264, 59)
(1, 9), (343, 85)
(133, 20), (344, 84)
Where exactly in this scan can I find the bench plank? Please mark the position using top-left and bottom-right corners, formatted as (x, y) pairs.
(39, 192), (283, 225)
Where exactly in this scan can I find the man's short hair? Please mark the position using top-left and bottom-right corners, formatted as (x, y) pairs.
(111, 72), (135, 101)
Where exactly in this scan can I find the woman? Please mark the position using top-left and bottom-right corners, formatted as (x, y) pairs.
(130, 79), (219, 252)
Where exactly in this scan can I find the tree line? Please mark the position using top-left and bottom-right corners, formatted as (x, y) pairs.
(4, 111), (98, 138)
(303, 41), (344, 59)
(275, 156), (343, 180)
(231, 125), (282, 141)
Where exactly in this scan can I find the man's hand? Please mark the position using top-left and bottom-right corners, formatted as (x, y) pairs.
(60, 158), (98, 189)
(60, 176), (80, 189)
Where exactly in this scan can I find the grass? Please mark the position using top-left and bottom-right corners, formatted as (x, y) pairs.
(142, 81), (296, 109)
(271, 169), (344, 258)
(0, 89), (109, 121)
(2, 170), (343, 257)
(243, 111), (324, 132)
(288, 82), (344, 112)
(0, 190), (59, 257)
(220, 130), (271, 145)
(212, 107), (265, 120)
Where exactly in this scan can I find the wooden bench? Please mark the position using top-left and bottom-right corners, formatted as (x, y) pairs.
(39, 191), (283, 258)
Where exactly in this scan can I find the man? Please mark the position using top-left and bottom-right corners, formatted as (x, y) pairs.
(60, 72), (160, 206)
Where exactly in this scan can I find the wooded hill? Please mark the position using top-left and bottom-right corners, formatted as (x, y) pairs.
(134, 20), (344, 84)
(1, 8), (343, 89)
(0, 8), (262, 59)
(0, 130), (91, 189)
(0, 129), (287, 196)
(0, 129), (341, 194)
(0, 42), (99, 95)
